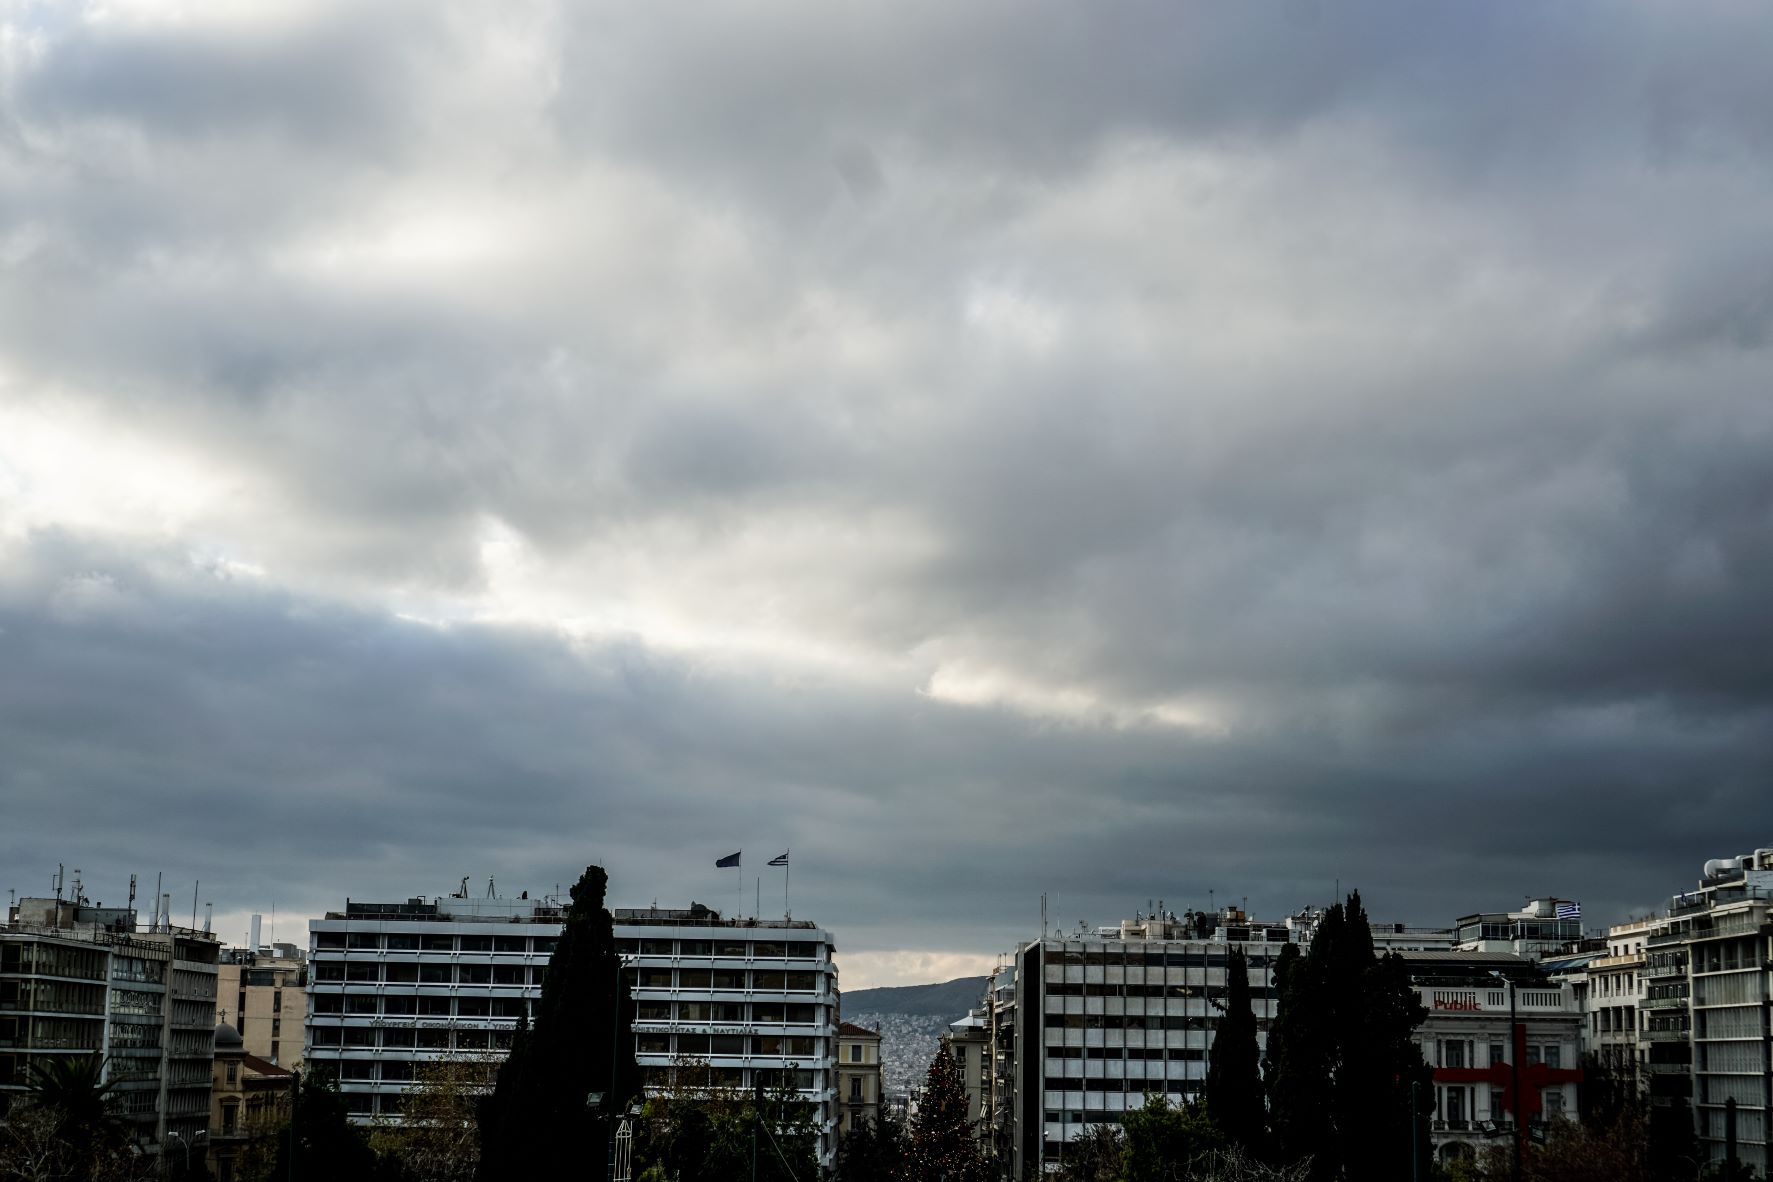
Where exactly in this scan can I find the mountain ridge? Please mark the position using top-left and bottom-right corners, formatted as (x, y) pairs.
(841, 974), (988, 1020)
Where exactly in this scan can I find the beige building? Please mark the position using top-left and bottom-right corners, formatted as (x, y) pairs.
(941, 1010), (991, 1147)
(217, 944), (306, 1069)
(837, 1021), (883, 1136)
(209, 1022), (293, 1182)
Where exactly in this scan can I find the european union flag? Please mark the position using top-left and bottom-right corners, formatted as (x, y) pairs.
(716, 851), (741, 868)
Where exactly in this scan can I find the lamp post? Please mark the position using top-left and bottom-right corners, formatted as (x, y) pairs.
(166, 1129), (205, 1177)
(1490, 971), (1521, 1182)
(607, 952), (634, 1182)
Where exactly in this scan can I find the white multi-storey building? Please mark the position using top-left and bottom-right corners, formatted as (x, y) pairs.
(306, 894), (555, 1119)
(614, 904), (840, 1165)
(305, 892), (841, 1162)
(1003, 907), (1294, 1177)
(1586, 917), (1655, 1075)
(1648, 848), (1773, 1174)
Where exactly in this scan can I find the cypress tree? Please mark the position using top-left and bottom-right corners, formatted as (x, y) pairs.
(1206, 946), (1264, 1154)
(1360, 949), (1431, 1182)
(1264, 939), (1333, 1177)
(1265, 893), (1428, 1182)
(475, 865), (639, 1182)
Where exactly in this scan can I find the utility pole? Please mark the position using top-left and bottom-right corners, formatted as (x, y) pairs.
(1510, 979), (1522, 1182)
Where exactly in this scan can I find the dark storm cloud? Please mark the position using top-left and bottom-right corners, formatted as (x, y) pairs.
(4, 534), (1769, 969)
(3, 2), (1773, 979)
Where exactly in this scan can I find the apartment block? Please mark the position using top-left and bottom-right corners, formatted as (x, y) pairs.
(1648, 848), (1773, 1174)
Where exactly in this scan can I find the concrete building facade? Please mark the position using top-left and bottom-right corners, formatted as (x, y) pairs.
(0, 893), (220, 1160)
(217, 940), (307, 1070)
(306, 892), (841, 1162)
(1003, 907), (1293, 1177)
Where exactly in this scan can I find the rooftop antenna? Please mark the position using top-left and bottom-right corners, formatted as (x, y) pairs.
(486, 876), (497, 899)
(457, 877), (469, 899)
(128, 874), (138, 917)
(72, 868), (84, 905)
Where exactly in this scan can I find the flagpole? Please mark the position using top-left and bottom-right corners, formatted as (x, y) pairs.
(785, 850), (790, 920)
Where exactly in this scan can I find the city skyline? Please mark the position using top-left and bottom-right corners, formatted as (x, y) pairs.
(5, 1), (1773, 992)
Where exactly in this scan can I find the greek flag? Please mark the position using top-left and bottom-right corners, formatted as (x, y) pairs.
(768, 852), (789, 867)
(1555, 901), (1581, 920)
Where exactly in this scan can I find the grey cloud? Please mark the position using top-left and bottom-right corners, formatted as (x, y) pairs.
(4, 535), (1769, 962)
(3, 3), (1773, 974)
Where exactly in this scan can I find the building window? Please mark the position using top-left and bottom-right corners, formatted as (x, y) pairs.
(851, 1077), (863, 1101)
(1543, 1046), (1560, 1070)
(226, 1063), (238, 1084)
(850, 1044), (862, 1063)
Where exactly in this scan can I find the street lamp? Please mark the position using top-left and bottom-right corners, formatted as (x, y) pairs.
(1489, 971), (1521, 1182)
(165, 1129), (206, 1177)
(607, 952), (636, 1182)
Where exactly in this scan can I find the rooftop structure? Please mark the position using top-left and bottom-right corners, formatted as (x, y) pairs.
(1453, 898), (1587, 961)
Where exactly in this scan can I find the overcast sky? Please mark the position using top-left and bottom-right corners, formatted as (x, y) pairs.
(4, 1), (1773, 989)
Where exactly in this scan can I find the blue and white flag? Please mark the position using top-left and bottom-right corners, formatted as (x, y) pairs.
(1555, 901), (1581, 920)
(768, 852), (789, 867)
(716, 851), (741, 868)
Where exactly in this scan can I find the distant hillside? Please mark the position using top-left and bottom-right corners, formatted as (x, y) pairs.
(842, 975), (988, 1019)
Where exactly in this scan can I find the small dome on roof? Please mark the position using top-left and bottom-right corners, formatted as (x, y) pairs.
(214, 1022), (244, 1049)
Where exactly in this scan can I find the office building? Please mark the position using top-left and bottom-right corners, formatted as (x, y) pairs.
(617, 903), (840, 1165)
(1002, 906), (1294, 1177)
(305, 890), (841, 1163)
(0, 890), (220, 1159)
